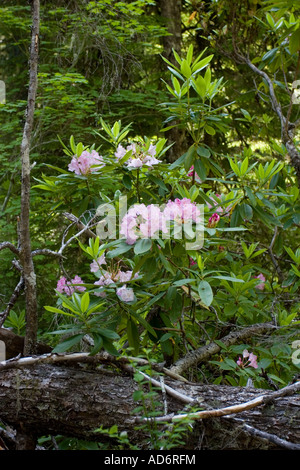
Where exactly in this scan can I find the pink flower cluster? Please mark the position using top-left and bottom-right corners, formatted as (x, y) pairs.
(94, 269), (138, 302)
(56, 275), (86, 296)
(68, 150), (105, 176)
(120, 198), (202, 245)
(91, 253), (137, 302)
(120, 203), (168, 245)
(90, 253), (106, 273)
(115, 142), (161, 168)
(254, 273), (266, 291)
(236, 349), (258, 369)
(164, 198), (201, 224)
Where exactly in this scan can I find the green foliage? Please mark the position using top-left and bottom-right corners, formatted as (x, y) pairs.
(1, 0), (300, 450)
(4, 310), (26, 336)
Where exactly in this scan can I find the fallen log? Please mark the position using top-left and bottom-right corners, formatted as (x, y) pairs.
(0, 360), (299, 450)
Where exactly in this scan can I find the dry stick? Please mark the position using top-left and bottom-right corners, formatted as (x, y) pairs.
(19, 0), (40, 356)
(0, 351), (188, 383)
(231, 417), (300, 451)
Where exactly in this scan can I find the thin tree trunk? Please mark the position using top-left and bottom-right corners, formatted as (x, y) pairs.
(19, 0), (40, 356)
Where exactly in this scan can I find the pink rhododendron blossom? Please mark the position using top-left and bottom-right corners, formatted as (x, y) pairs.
(115, 270), (138, 283)
(56, 275), (86, 296)
(236, 349), (258, 369)
(208, 213), (220, 228)
(120, 203), (168, 244)
(163, 198), (201, 224)
(248, 352), (258, 369)
(254, 273), (266, 291)
(114, 142), (161, 168)
(120, 198), (202, 245)
(90, 254), (106, 273)
(116, 285), (135, 303)
(68, 150), (105, 176)
(93, 269), (139, 298)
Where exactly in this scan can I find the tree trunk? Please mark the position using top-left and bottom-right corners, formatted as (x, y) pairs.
(19, 0), (40, 356)
(0, 363), (299, 450)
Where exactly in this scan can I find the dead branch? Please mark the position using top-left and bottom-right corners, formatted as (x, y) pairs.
(169, 322), (276, 376)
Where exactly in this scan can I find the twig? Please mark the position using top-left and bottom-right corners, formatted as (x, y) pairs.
(233, 418), (300, 450)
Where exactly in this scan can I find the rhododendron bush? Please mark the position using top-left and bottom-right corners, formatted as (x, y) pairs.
(35, 46), (300, 388)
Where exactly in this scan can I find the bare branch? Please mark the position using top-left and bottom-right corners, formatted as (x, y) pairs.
(242, 57), (286, 131)
(31, 249), (64, 258)
(62, 212), (97, 239)
(232, 417), (300, 450)
(0, 242), (19, 256)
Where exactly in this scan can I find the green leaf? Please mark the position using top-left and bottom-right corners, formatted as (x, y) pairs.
(289, 27), (300, 54)
(169, 153), (186, 169)
(194, 159), (207, 181)
(196, 146), (211, 158)
(192, 54), (213, 73)
(80, 292), (90, 313)
(239, 203), (253, 220)
(52, 334), (85, 353)
(101, 337), (119, 356)
(106, 242), (132, 258)
(44, 305), (76, 318)
(130, 310), (157, 338)
(204, 125), (216, 136)
(184, 145), (196, 172)
(97, 328), (120, 340)
(89, 333), (104, 356)
(212, 276), (244, 283)
(198, 280), (213, 306)
(180, 59), (192, 78)
(134, 238), (152, 255)
(127, 318), (139, 355)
